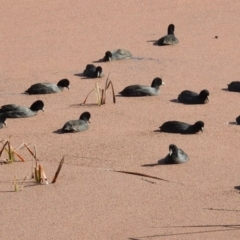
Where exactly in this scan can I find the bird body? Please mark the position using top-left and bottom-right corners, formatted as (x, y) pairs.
(0, 100), (44, 118)
(83, 64), (104, 78)
(62, 112), (91, 133)
(158, 24), (179, 46)
(178, 89), (209, 104)
(228, 81), (240, 92)
(104, 49), (132, 61)
(164, 144), (189, 164)
(119, 78), (165, 96)
(159, 121), (204, 134)
(25, 79), (70, 94)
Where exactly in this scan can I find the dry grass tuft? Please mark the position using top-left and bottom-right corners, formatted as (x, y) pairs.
(81, 73), (116, 106)
(0, 137), (65, 190)
(0, 137), (26, 164)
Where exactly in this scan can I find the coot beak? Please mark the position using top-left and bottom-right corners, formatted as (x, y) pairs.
(201, 127), (204, 132)
(162, 82), (165, 85)
(42, 108), (44, 112)
(169, 149), (173, 156)
(205, 97), (209, 103)
(67, 86), (70, 90)
(3, 121), (7, 126)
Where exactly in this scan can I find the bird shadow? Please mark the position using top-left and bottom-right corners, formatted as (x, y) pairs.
(74, 73), (84, 77)
(170, 99), (180, 103)
(227, 121), (238, 125)
(221, 88), (229, 91)
(92, 58), (105, 63)
(115, 94), (123, 98)
(141, 158), (166, 167)
(73, 73), (92, 79)
(141, 162), (159, 167)
(52, 129), (76, 134)
(115, 94), (146, 98)
(146, 40), (159, 46)
(52, 129), (63, 134)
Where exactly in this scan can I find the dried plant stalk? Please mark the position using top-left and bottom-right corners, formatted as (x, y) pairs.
(39, 164), (48, 185)
(35, 167), (40, 183)
(24, 143), (36, 160)
(100, 88), (105, 104)
(81, 73), (116, 106)
(13, 150), (25, 162)
(0, 139), (28, 163)
(102, 74), (109, 104)
(82, 89), (95, 105)
(14, 176), (27, 192)
(0, 141), (8, 158)
(7, 141), (14, 162)
(33, 164), (49, 185)
(106, 79), (116, 104)
(38, 165), (43, 183)
(52, 157), (65, 184)
(94, 82), (101, 105)
(20, 177), (27, 191)
(14, 176), (18, 192)
(15, 143), (25, 151)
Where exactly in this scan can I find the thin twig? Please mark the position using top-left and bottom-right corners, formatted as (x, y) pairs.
(14, 143), (25, 151)
(12, 150), (25, 162)
(19, 176), (27, 191)
(0, 141), (8, 158)
(52, 156), (65, 184)
(24, 143), (36, 159)
(109, 81), (116, 103)
(81, 88), (95, 105)
(14, 176), (18, 192)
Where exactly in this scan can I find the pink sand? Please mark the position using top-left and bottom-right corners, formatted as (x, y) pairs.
(1, 1), (240, 239)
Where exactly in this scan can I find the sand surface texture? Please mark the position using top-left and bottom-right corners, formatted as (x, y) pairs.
(1, 1), (240, 239)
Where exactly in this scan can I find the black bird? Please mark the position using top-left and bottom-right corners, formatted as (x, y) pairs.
(24, 79), (70, 94)
(83, 64), (104, 78)
(61, 112), (91, 133)
(157, 24), (179, 46)
(119, 78), (165, 96)
(0, 100), (44, 118)
(228, 81), (240, 92)
(163, 144), (189, 164)
(178, 89), (209, 104)
(159, 121), (204, 134)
